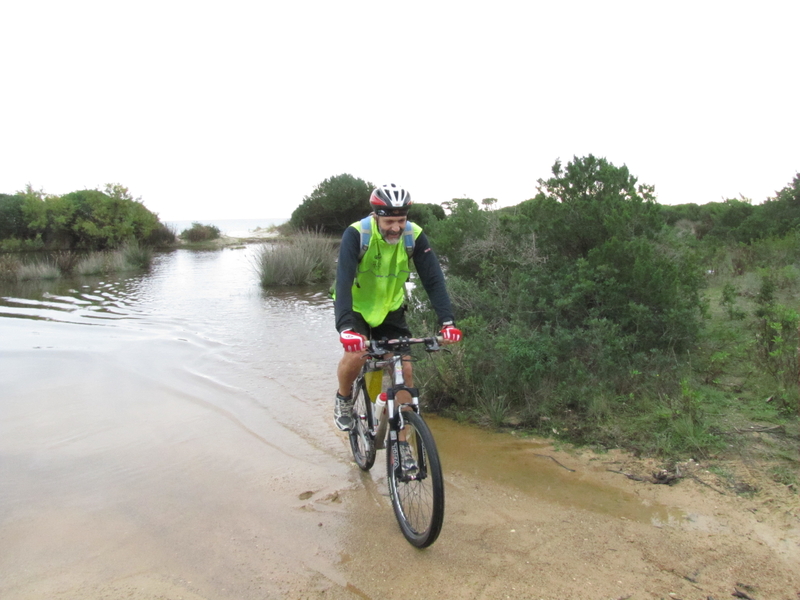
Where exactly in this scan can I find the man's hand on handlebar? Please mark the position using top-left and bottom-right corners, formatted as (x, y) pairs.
(340, 329), (367, 352)
(440, 322), (462, 344)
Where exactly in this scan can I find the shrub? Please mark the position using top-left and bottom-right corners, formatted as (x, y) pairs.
(411, 156), (709, 455)
(180, 222), (221, 242)
(290, 174), (373, 235)
(0, 237), (45, 252)
(146, 222), (177, 246)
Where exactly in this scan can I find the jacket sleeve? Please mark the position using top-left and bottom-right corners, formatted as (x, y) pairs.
(412, 232), (456, 326)
(334, 226), (361, 333)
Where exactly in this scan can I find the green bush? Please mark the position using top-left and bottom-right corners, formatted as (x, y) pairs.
(410, 155), (712, 456)
(1, 184), (166, 251)
(180, 222), (221, 242)
(290, 174), (373, 235)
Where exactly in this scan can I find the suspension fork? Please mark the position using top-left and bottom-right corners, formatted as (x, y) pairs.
(386, 355), (420, 440)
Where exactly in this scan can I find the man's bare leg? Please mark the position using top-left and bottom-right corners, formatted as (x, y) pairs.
(337, 351), (367, 397)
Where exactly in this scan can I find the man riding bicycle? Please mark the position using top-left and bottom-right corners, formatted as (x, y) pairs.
(333, 184), (462, 467)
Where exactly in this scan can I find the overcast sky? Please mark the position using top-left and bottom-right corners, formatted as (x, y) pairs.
(2, 1), (798, 221)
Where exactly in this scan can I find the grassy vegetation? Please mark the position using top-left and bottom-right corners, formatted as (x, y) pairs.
(254, 230), (336, 286)
(0, 241), (154, 281)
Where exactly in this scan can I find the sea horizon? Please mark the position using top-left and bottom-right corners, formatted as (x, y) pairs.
(165, 217), (288, 238)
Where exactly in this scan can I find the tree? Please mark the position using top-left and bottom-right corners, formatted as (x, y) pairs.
(102, 183), (142, 203)
(408, 202), (446, 229)
(0, 194), (26, 239)
(290, 174), (373, 234)
(745, 173), (800, 239)
(521, 155), (662, 262)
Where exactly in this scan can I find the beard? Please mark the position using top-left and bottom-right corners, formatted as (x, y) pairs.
(379, 227), (402, 245)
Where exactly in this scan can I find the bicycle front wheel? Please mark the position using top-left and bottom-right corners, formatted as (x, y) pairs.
(348, 379), (376, 470)
(386, 411), (444, 548)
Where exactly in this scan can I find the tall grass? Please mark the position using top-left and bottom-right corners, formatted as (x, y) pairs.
(75, 250), (130, 275)
(0, 242), (154, 280)
(255, 230), (336, 286)
(121, 241), (153, 270)
(16, 259), (60, 280)
(0, 255), (21, 280)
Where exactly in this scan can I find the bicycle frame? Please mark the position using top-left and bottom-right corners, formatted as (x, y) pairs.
(360, 337), (441, 439)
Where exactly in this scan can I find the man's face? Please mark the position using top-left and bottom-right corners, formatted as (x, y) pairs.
(376, 215), (407, 245)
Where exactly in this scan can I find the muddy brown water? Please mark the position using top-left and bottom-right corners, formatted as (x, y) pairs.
(2, 246), (798, 600)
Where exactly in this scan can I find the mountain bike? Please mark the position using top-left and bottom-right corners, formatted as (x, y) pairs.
(348, 336), (445, 548)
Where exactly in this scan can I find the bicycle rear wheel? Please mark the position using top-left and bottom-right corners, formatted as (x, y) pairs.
(348, 379), (376, 470)
(386, 411), (444, 548)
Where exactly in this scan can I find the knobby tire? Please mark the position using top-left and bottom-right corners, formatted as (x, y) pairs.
(386, 411), (444, 548)
(348, 379), (376, 470)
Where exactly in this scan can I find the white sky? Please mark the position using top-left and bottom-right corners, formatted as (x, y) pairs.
(1, 1), (798, 221)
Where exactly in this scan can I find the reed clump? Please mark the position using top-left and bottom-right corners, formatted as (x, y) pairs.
(255, 230), (336, 287)
(16, 259), (60, 280)
(0, 242), (154, 281)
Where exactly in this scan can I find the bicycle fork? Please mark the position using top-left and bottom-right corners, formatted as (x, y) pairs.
(386, 356), (427, 482)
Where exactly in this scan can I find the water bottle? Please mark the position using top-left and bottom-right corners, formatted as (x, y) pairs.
(375, 392), (388, 449)
(375, 392), (387, 424)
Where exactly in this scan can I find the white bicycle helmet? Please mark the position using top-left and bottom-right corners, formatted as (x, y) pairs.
(370, 183), (412, 216)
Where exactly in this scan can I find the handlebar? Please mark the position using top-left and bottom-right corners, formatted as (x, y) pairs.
(366, 336), (443, 356)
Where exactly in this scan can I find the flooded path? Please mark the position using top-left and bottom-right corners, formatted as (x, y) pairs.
(2, 246), (798, 599)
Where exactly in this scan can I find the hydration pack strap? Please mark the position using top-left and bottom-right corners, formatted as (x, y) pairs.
(359, 215), (414, 260)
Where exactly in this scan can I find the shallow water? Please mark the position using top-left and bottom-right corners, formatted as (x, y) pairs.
(0, 245), (677, 598)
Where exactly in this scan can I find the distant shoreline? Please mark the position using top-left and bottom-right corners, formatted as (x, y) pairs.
(165, 218), (288, 238)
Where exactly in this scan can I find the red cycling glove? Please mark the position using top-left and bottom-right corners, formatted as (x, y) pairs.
(440, 323), (462, 343)
(340, 329), (367, 352)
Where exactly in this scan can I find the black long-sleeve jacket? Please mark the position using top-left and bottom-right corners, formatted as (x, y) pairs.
(334, 222), (455, 333)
